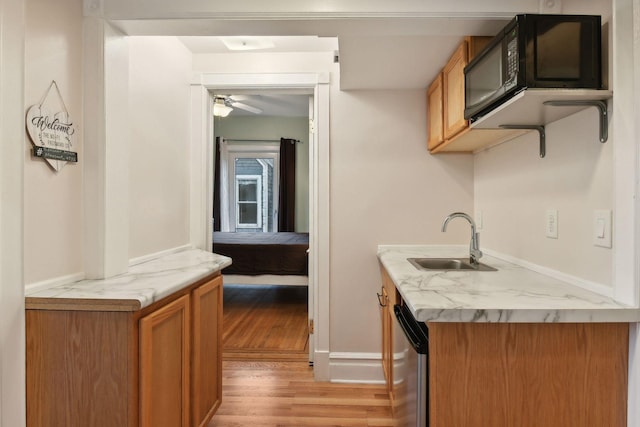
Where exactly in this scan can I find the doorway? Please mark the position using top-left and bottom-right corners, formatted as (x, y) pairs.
(211, 92), (311, 361)
(189, 72), (330, 379)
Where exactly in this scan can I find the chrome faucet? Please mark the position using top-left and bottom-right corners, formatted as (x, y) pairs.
(441, 212), (482, 265)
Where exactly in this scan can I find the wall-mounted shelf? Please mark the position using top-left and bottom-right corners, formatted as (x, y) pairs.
(470, 89), (612, 157)
(472, 89), (612, 129)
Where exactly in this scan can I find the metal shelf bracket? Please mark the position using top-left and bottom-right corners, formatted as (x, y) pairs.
(499, 125), (546, 158)
(543, 99), (609, 143)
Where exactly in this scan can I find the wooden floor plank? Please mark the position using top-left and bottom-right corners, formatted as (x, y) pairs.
(223, 284), (309, 357)
(209, 360), (394, 427)
(215, 284), (393, 426)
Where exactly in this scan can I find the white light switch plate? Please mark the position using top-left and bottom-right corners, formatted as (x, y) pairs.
(546, 209), (558, 239)
(593, 210), (612, 248)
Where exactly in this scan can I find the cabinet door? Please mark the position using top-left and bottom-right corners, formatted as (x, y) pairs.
(380, 268), (398, 399)
(26, 310), (135, 427)
(429, 323), (628, 427)
(467, 36), (492, 61)
(140, 294), (191, 427)
(191, 276), (223, 427)
(427, 73), (444, 151)
(443, 40), (469, 140)
(379, 286), (392, 394)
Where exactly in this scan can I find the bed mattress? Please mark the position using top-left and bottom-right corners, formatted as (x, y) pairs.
(212, 232), (309, 276)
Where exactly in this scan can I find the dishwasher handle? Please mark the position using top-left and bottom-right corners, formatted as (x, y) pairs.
(394, 304), (429, 354)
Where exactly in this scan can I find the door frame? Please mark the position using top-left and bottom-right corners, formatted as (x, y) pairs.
(189, 72), (331, 379)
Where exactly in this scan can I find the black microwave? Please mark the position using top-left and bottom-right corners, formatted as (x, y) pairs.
(464, 14), (602, 122)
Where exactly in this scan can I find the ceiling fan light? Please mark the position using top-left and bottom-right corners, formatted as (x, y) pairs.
(213, 98), (233, 117)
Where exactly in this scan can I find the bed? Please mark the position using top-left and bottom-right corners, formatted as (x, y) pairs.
(212, 232), (309, 278)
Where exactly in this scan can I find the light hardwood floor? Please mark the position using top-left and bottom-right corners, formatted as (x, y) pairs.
(223, 284), (309, 360)
(209, 360), (394, 427)
(216, 284), (394, 426)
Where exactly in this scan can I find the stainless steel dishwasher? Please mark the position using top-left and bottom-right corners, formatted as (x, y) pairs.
(392, 303), (429, 427)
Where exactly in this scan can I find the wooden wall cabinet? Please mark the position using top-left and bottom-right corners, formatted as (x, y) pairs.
(427, 36), (491, 151)
(426, 73), (444, 151)
(26, 274), (224, 427)
(442, 41), (469, 140)
(427, 36), (612, 154)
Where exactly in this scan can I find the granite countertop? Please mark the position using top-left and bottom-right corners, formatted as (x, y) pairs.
(26, 249), (232, 311)
(378, 245), (640, 323)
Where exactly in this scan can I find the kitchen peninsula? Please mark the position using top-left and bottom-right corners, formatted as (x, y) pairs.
(378, 245), (639, 427)
(25, 249), (231, 427)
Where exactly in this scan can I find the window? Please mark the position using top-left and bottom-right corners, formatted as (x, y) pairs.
(218, 141), (280, 232)
(236, 175), (261, 229)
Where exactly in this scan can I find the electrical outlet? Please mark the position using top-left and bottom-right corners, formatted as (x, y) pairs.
(593, 210), (612, 248)
(546, 209), (558, 239)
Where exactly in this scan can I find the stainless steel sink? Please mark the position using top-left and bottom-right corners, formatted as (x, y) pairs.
(407, 257), (497, 272)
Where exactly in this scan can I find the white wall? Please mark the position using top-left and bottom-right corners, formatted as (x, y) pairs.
(1, 1), (635, 424)
(24, 0), (84, 285)
(473, 1), (614, 290)
(128, 37), (193, 259)
(0, 0), (26, 425)
(83, 21), (131, 278)
(214, 115), (310, 232)
(193, 50), (474, 355)
(330, 88), (474, 352)
(474, 109), (614, 287)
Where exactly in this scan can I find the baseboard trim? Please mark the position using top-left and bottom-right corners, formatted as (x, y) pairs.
(329, 352), (384, 384)
(313, 350), (330, 381)
(25, 271), (85, 294)
(129, 244), (192, 267)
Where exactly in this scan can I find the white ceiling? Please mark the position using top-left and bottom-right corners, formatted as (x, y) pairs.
(117, 16), (511, 92)
(179, 36), (330, 117)
(214, 93), (310, 117)
(110, 0), (605, 93)
(109, 13), (523, 116)
(178, 35), (338, 54)
(171, 22), (506, 115)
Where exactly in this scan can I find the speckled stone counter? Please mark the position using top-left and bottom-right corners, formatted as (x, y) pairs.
(26, 249), (232, 311)
(378, 245), (640, 323)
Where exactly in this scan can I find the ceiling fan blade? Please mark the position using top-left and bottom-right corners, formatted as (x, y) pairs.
(231, 101), (263, 114)
(228, 94), (249, 101)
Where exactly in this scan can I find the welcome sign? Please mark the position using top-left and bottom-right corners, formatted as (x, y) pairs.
(26, 81), (78, 172)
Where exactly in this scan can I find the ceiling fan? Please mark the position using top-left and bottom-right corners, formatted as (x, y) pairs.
(213, 95), (263, 117)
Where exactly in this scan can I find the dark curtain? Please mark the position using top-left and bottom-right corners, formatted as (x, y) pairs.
(213, 136), (222, 232)
(278, 138), (296, 232)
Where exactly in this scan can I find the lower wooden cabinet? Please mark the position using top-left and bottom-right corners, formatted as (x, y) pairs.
(428, 322), (629, 427)
(140, 294), (191, 427)
(191, 277), (223, 427)
(379, 267), (397, 401)
(26, 274), (223, 427)
(379, 266), (628, 426)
